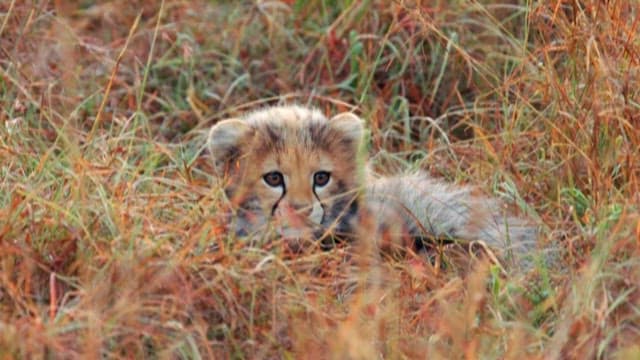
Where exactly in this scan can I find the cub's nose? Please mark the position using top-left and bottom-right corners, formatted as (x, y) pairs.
(289, 202), (313, 217)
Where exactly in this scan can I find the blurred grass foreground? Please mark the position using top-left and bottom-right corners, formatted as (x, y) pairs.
(1, 1), (640, 358)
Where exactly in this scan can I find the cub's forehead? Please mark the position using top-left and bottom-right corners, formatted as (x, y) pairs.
(243, 106), (332, 149)
(244, 105), (327, 128)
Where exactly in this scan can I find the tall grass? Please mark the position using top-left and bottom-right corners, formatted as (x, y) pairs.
(1, 0), (639, 358)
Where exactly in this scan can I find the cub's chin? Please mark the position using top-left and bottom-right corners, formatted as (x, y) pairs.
(275, 225), (319, 253)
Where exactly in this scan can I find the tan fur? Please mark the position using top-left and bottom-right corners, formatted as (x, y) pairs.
(208, 105), (537, 267)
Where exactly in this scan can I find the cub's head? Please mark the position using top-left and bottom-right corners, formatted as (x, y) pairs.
(208, 106), (364, 246)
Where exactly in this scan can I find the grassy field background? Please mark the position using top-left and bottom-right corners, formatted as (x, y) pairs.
(1, 0), (639, 358)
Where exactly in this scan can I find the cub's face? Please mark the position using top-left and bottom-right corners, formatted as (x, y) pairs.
(208, 106), (364, 245)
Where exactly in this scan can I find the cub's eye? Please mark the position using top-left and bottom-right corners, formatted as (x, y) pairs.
(313, 171), (331, 187)
(263, 171), (284, 187)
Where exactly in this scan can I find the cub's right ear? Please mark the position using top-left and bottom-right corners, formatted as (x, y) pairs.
(329, 112), (364, 148)
(208, 119), (253, 175)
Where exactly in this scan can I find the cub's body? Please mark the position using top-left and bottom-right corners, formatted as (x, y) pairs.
(208, 106), (536, 266)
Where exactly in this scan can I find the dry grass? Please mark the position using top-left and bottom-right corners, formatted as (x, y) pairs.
(1, 0), (640, 358)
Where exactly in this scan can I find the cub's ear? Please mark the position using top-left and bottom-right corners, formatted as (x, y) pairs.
(329, 112), (364, 146)
(208, 118), (253, 175)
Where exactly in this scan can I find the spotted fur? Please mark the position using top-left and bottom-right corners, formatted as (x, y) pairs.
(208, 105), (537, 266)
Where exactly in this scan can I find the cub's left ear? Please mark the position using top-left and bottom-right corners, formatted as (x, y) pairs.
(208, 118), (254, 175)
(329, 112), (364, 146)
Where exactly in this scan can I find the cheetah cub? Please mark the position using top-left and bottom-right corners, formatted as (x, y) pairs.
(208, 105), (537, 267)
